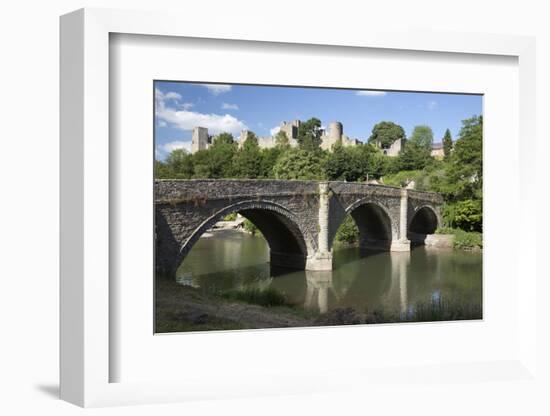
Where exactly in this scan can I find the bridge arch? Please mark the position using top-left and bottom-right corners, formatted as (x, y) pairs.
(331, 198), (395, 250)
(407, 205), (440, 245)
(178, 200), (315, 271)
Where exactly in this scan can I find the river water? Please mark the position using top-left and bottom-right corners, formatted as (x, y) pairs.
(176, 229), (482, 318)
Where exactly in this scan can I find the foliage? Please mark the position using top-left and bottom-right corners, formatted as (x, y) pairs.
(409, 125), (434, 150)
(243, 219), (260, 236)
(297, 117), (323, 151)
(442, 128), (453, 159)
(436, 227), (482, 249)
(233, 131), (262, 178)
(335, 215), (359, 244)
(443, 200), (482, 232)
(396, 140), (432, 171)
(213, 132), (234, 145)
(326, 144), (387, 182)
(368, 121), (406, 149)
(223, 212), (237, 221)
(274, 130), (290, 149)
(273, 149), (327, 180)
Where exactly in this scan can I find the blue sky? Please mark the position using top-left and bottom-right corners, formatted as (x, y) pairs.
(155, 81), (482, 160)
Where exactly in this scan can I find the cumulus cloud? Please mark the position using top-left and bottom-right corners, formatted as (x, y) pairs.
(159, 140), (192, 153)
(155, 88), (194, 110)
(221, 102), (239, 110)
(270, 125), (281, 136)
(156, 88), (247, 136)
(356, 90), (387, 97)
(202, 84), (232, 95)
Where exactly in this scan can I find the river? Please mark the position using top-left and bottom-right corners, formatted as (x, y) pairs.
(175, 229), (482, 319)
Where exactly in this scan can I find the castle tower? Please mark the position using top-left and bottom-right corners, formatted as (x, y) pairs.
(191, 127), (209, 153)
(328, 121), (343, 142)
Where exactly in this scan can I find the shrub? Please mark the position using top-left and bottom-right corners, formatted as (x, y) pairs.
(335, 215), (359, 244)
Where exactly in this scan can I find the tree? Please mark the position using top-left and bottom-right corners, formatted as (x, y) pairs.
(325, 146), (361, 181)
(297, 118), (322, 151)
(212, 132), (234, 146)
(233, 131), (262, 178)
(397, 140), (431, 171)
(368, 121), (406, 149)
(409, 125), (434, 150)
(442, 128), (453, 159)
(274, 130), (290, 149)
(446, 116), (483, 201)
(164, 148), (194, 178)
(273, 149), (327, 180)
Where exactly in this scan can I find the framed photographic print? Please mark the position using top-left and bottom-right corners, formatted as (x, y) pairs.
(60, 7), (538, 408)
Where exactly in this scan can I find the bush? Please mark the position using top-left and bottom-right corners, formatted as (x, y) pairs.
(335, 215), (359, 244)
(435, 227), (482, 250)
(243, 219), (261, 236)
(443, 199), (482, 232)
(223, 212), (237, 221)
(452, 229), (482, 249)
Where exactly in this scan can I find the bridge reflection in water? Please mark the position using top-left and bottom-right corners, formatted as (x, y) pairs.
(175, 230), (481, 317)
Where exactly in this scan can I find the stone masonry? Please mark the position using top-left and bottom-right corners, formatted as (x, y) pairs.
(155, 179), (443, 277)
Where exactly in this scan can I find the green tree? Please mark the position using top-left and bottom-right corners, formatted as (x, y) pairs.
(233, 131), (262, 178)
(297, 118), (322, 151)
(368, 121), (406, 149)
(446, 116), (483, 201)
(192, 138), (237, 178)
(273, 149), (327, 180)
(213, 132), (234, 145)
(442, 128), (453, 159)
(397, 140), (431, 171)
(164, 148), (194, 178)
(409, 125), (434, 150)
(274, 130), (290, 149)
(259, 147), (283, 178)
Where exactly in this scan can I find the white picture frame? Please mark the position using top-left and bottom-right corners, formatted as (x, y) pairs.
(60, 7), (538, 407)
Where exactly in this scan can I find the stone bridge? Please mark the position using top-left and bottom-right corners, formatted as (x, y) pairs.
(155, 180), (443, 277)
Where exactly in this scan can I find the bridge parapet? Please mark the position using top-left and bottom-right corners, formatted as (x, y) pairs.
(155, 179), (319, 204)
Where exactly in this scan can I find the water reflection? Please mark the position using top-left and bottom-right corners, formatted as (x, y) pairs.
(176, 229), (482, 316)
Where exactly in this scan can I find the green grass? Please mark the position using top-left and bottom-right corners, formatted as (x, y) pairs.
(436, 227), (482, 250)
(364, 297), (482, 324)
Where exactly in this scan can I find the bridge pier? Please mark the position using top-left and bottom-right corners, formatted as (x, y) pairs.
(391, 188), (411, 252)
(306, 182), (333, 271)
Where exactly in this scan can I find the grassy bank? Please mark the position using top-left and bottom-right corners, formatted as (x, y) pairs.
(156, 277), (482, 333)
(436, 227), (482, 250)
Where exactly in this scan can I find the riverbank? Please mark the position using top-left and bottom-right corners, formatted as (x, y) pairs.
(155, 275), (482, 333)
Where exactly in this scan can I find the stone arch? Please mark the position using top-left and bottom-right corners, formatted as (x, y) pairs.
(332, 198), (395, 250)
(407, 205), (440, 245)
(178, 200), (315, 271)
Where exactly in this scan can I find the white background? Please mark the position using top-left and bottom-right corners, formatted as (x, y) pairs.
(1, 0), (549, 415)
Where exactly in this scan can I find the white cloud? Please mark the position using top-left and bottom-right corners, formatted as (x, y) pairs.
(158, 120), (167, 127)
(270, 125), (281, 136)
(155, 88), (182, 102)
(202, 84), (232, 95)
(160, 140), (192, 154)
(221, 102), (239, 110)
(356, 90), (387, 97)
(156, 87), (247, 136)
(427, 100), (438, 110)
(180, 102), (194, 110)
